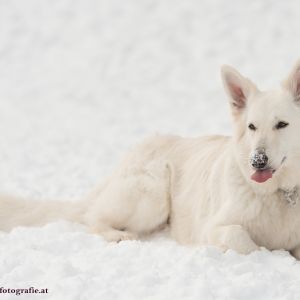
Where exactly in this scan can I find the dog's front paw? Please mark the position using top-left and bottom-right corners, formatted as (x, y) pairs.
(105, 230), (138, 242)
(220, 242), (260, 255)
(91, 228), (138, 243)
(209, 224), (259, 255)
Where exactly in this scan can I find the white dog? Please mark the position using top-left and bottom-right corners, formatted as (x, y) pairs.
(2, 60), (300, 258)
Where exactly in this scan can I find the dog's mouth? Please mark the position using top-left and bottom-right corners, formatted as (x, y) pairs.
(250, 157), (286, 184)
(251, 168), (275, 183)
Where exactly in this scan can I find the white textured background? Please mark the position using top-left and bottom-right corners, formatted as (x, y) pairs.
(1, 1), (300, 299)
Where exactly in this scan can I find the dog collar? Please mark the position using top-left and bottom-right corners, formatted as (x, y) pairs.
(278, 187), (299, 207)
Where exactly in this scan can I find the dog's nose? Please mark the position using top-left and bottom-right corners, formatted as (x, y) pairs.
(250, 149), (268, 169)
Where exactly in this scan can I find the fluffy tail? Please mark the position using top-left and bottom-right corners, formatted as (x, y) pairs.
(0, 195), (85, 231)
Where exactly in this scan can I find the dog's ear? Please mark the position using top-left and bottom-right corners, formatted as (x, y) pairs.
(282, 59), (300, 101)
(221, 65), (258, 113)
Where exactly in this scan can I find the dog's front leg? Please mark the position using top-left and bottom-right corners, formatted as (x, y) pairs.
(208, 224), (259, 255)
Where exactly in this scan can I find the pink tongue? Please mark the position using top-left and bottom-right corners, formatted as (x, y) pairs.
(251, 170), (273, 183)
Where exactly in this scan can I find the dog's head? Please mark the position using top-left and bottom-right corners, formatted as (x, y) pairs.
(221, 60), (300, 188)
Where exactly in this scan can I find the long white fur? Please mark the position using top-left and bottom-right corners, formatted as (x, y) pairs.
(2, 60), (300, 258)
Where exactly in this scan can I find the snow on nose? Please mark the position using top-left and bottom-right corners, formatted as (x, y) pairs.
(250, 149), (268, 170)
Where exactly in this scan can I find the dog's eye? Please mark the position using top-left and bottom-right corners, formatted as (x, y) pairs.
(275, 121), (289, 129)
(248, 123), (256, 131)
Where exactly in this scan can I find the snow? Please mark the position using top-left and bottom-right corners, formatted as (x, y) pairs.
(1, 0), (300, 299)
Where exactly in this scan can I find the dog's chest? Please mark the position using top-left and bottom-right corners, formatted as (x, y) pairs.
(244, 193), (300, 250)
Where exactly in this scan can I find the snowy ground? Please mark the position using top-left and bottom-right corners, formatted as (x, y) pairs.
(1, 0), (300, 299)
